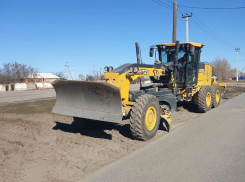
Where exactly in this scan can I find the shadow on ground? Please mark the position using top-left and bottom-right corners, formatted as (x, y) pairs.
(177, 101), (200, 113)
(53, 117), (169, 140)
(53, 118), (135, 140)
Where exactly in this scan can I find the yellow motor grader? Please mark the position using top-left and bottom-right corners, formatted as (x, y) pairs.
(52, 41), (226, 141)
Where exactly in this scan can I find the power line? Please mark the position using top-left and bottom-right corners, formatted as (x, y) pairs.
(176, 2), (233, 46)
(192, 15), (235, 48)
(229, 60), (245, 62)
(189, 19), (228, 45)
(174, 1), (235, 48)
(151, 0), (172, 10)
(177, 4), (192, 14)
(175, 2), (236, 48)
(178, 5), (245, 10)
(152, 0), (236, 49)
(164, 0), (173, 3)
(189, 18), (234, 48)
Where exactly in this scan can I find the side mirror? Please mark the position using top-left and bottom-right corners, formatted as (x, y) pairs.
(149, 47), (154, 57)
(189, 45), (195, 56)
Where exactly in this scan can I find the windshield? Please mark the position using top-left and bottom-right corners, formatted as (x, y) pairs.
(160, 47), (186, 63)
(160, 48), (174, 64)
(158, 45), (201, 86)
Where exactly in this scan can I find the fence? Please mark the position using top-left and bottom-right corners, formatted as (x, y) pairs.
(0, 82), (53, 92)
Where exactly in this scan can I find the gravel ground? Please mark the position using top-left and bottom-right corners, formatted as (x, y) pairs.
(0, 86), (244, 182)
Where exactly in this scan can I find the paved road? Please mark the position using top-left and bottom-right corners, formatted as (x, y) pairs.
(0, 84), (146, 103)
(0, 89), (56, 103)
(82, 92), (245, 182)
(0, 82), (244, 103)
(226, 82), (245, 87)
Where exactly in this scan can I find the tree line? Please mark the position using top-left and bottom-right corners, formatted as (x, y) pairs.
(0, 62), (38, 84)
(210, 58), (244, 80)
(0, 59), (243, 84)
(78, 58), (242, 82)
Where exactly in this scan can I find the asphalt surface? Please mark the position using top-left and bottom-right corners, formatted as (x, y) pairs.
(82, 92), (245, 182)
(0, 89), (56, 103)
(0, 82), (243, 103)
(0, 84), (146, 103)
(226, 82), (245, 87)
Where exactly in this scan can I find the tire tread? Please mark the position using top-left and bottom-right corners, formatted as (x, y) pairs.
(130, 94), (160, 141)
(197, 86), (212, 113)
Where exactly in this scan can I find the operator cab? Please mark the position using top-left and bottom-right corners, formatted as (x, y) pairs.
(150, 42), (205, 87)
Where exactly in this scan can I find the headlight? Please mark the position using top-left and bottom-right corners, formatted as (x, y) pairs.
(104, 66), (109, 72)
(129, 67), (133, 72)
(133, 67), (138, 73)
(108, 66), (113, 72)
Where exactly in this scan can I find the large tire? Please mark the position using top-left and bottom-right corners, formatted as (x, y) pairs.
(130, 94), (160, 141)
(197, 86), (212, 113)
(211, 84), (221, 108)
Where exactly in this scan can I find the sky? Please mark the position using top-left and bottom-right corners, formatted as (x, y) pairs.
(1, 0), (245, 79)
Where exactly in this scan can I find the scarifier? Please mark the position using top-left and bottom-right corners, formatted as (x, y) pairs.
(52, 41), (226, 141)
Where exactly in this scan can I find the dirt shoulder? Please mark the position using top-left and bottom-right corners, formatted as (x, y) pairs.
(0, 86), (244, 182)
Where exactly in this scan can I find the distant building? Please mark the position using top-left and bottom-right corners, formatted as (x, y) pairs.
(232, 76), (245, 81)
(25, 73), (60, 83)
(0, 73), (60, 92)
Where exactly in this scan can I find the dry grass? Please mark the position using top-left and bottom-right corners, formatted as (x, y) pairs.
(0, 99), (56, 114)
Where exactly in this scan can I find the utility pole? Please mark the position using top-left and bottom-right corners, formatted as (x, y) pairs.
(182, 13), (192, 42)
(65, 62), (68, 80)
(72, 68), (75, 80)
(235, 48), (240, 81)
(100, 67), (102, 79)
(65, 62), (74, 80)
(239, 65), (245, 78)
(172, 1), (177, 43)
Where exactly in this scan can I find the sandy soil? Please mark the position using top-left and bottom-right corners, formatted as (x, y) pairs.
(0, 86), (244, 182)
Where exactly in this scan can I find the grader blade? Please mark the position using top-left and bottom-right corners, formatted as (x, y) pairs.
(52, 80), (123, 123)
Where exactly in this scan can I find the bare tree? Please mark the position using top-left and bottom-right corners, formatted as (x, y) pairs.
(88, 64), (105, 81)
(78, 74), (85, 81)
(240, 71), (245, 77)
(0, 68), (3, 84)
(86, 75), (94, 81)
(239, 66), (245, 77)
(0, 62), (38, 84)
(92, 68), (100, 81)
(53, 72), (65, 79)
(230, 68), (237, 78)
(210, 58), (232, 81)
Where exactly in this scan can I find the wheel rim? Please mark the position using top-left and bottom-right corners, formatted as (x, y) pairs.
(206, 92), (211, 107)
(216, 90), (220, 103)
(145, 106), (157, 131)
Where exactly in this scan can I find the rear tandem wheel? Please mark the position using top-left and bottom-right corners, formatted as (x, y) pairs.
(211, 84), (221, 108)
(197, 85), (212, 113)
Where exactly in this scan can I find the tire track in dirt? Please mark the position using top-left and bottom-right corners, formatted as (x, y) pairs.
(55, 133), (111, 161)
(0, 127), (38, 143)
(1, 86), (244, 182)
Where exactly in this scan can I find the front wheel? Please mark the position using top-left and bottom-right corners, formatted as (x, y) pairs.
(130, 94), (160, 141)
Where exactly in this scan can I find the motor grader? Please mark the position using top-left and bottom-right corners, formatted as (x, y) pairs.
(52, 41), (226, 141)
